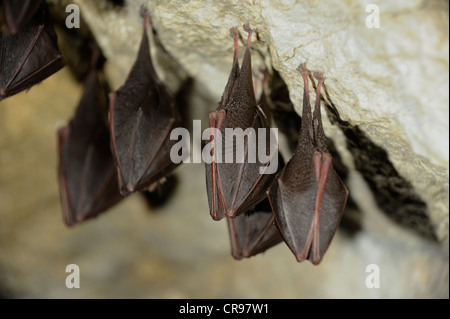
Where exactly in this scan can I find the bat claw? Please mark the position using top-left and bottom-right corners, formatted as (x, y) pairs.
(229, 26), (238, 39)
(140, 4), (149, 19)
(243, 23), (254, 47)
(243, 23), (253, 34)
(140, 5), (150, 29)
(313, 71), (325, 82)
(296, 62), (308, 75)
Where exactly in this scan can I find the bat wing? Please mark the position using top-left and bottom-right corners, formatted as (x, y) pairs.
(207, 109), (279, 220)
(0, 2), (64, 100)
(227, 195), (283, 260)
(268, 150), (348, 264)
(1, 0), (43, 34)
(58, 71), (123, 226)
(109, 19), (183, 196)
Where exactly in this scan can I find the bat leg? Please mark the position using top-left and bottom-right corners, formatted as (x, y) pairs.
(297, 63), (310, 96)
(230, 27), (239, 61)
(243, 23), (253, 48)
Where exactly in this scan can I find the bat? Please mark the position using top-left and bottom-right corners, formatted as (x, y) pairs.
(57, 69), (123, 226)
(267, 63), (349, 265)
(205, 24), (280, 221)
(0, 1), (64, 101)
(227, 197), (283, 259)
(226, 79), (284, 260)
(140, 175), (178, 209)
(0, 0), (43, 35)
(227, 149), (285, 259)
(109, 10), (184, 196)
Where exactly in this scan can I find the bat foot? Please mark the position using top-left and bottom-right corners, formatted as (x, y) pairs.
(243, 23), (253, 47)
(229, 27), (239, 39)
(296, 62), (308, 75)
(139, 4), (149, 19)
(243, 23), (253, 34)
(313, 71), (325, 82)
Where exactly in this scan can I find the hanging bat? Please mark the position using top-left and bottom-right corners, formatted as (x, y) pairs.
(57, 69), (123, 226)
(0, 1), (64, 101)
(226, 77), (284, 259)
(205, 24), (280, 221)
(0, 0), (43, 35)
(227, 197), (283, 259)
(109, 11), (184, 196)
(267, 63), (348, 265)
(227, 148), (285, 259)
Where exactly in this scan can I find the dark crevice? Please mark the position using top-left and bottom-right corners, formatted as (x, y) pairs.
(268, 70), (301, 153)
(321, 83), (436, 241)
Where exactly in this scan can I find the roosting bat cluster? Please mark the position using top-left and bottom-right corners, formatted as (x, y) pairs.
(206, 25), (348, 264)
(0, 2), (348, 265)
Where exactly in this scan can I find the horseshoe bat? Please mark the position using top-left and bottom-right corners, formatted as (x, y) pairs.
(227, 149), (285, 259)
(57, 70), (123, 226)
(109, 12), (183, 196)
(267, 64), (348, 265)
(0, 1), (64, 101)
(227, 197), (283, 259)
(0, 0), (43, 35)
(205, 24), (280, 221)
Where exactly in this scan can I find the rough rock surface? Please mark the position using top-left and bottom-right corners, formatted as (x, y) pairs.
(0, 0), (448, 298)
